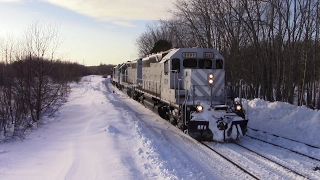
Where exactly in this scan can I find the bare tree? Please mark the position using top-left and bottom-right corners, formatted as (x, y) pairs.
(135, 0), (320, 108)
(15, 21), (68, 123)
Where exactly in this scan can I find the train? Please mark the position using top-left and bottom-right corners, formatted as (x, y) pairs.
(111, 47), (248, 142)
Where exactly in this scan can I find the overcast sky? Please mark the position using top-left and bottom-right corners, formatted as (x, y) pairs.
(0, 0), (173, 66)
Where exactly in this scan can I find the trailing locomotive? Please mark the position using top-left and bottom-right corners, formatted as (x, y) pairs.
(111, 48), (248, 142)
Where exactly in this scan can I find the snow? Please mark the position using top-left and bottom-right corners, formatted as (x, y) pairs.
(246, 98), (320, 147)
(0, 75), (319, 179)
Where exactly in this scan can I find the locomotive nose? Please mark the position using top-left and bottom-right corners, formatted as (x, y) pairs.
(187, 121), (213, 141)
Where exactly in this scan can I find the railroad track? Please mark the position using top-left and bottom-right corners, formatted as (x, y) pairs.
(247, 127), (320, 149)
(246, 127), (320, 172)
(199, 141), (260, 179)
(232, 141), (308, 178)
(245, 134), (320, 162)
(201, 140), (314, 179)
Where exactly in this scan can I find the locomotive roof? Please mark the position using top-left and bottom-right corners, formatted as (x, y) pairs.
(159, 48), (224, 63)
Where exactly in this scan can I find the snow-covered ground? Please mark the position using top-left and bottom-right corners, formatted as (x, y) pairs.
(0, 75), (319, 180)
(246, 98), (320, 147)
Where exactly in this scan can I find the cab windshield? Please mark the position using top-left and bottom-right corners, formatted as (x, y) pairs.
(183, 59), (213, 69)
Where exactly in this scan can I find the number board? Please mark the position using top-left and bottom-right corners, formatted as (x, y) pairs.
(204, 52), (214, 58)
(182, 52), (197, 58)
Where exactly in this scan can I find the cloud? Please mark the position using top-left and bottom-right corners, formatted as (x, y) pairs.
(110, 21), (135, 27)
(43, 0), (173, 26)
(0, 0), (30, 2)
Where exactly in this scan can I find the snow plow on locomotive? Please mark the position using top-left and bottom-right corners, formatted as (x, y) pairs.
(111, 48), (248, 142)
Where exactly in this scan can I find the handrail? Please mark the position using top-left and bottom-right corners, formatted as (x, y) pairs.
(182, 89), (189, 126)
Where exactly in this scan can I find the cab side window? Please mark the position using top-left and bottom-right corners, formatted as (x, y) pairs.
(164, 60), (169, 75)
(172, 58), (180, 73)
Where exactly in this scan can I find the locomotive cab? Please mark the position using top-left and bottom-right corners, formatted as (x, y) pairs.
(160, 48), (248, 141)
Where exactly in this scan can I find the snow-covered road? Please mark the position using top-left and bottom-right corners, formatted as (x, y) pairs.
(0, 75), (319, 180)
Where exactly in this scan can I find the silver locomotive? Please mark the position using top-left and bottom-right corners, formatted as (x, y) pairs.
(112, 48), (248, 142)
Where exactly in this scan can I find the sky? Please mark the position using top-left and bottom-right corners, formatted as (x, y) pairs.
(0, 75), (319, 179)
(0, 0), (173, 66)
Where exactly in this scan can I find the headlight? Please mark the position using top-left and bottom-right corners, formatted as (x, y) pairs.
(196, 105), (203, 112)
(236, 104), (242, 111)
(208, 73), (214, 85)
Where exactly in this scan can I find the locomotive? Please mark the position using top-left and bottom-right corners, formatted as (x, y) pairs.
(111, 48), (248, 142)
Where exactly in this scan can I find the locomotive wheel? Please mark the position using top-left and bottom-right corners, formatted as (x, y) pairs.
(177, 121), (187, 131)
(127, 88), (132, 97)
(158, 106), (169, 120)
(132, 91), (139, 101)
(170, 118), (177, 126)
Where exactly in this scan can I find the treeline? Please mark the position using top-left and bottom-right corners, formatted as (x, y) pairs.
(87, 64), (115, 76)
(0, 57), (114, 140)
(1, 57), (76, 139)
(0, 21), (115, 141)
(136, 0), (320, 108)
